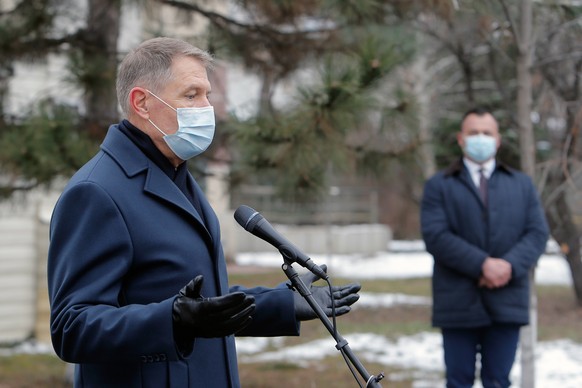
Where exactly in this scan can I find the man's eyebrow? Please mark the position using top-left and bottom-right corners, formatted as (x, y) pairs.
(182, 85), (197, 93)
(183, 85), (211, 94)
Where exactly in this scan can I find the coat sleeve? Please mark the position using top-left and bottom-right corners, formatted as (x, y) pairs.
(420, 175), (489, 278)
(500, 176), (549, 279)
(48, 181), (181, 364)
(230, 283), (300, 337)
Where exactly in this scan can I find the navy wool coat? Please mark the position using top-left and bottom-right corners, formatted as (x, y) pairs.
(48, 126), (299, 388)
(421, 159), (549, 328)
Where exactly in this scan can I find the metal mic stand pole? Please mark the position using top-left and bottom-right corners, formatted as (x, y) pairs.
(282, 261), (384, 387)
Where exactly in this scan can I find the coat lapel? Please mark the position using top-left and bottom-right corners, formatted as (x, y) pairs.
(187, 174), (229, 294)
(445, 158), (486, 207)
(101, 125), (212, 241)
(143, 167), (208, 228)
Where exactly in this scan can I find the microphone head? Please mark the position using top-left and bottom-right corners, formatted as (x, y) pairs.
(234, 205), (262, 231)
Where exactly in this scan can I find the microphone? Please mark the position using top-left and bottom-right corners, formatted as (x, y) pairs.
(234, 205), (328, 280)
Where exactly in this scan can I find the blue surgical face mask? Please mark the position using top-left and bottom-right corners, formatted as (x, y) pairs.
(146, 90), (215, 160)
(463, 134), (497, 163)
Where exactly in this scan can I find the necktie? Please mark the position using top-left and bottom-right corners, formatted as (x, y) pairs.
(479, 168), (488, 205)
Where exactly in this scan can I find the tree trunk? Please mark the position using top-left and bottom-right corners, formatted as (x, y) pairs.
(412, 33), (436, 180)
(547, 188), (582, 305)
(83, 0), (122, 140)
(534, 11), (582, 309)
(564, 242), (582, 304)
(258, 69), (276, 117)
(0, 68), (10, 127)
(513, 0), (536, 386)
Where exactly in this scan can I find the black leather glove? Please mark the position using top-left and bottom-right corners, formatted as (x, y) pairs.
(292, 265), (361, 321)
(172, 275), (255, 339)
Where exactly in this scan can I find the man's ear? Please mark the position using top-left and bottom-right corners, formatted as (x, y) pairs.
(129, 87), (149, 119)
(456, 132), (465, 148)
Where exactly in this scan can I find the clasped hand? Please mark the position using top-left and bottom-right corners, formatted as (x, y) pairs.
(172, 275), (255, 338)
(292, 265), (361, 321)
(479, 257), (512, 289)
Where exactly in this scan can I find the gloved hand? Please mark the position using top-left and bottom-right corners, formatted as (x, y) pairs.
(292, 265), (361, 321)
(172, 275), (255, 339)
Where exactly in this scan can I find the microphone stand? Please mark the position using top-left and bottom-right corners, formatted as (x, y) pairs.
(282, 260), (384, 387)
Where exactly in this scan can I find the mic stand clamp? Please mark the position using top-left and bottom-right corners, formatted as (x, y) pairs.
(282, 261), (384, 387)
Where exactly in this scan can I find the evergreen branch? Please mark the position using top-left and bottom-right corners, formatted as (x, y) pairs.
(158, 0), (337, 37)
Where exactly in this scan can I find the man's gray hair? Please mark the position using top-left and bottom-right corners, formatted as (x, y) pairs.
(116, 37), (214, 116)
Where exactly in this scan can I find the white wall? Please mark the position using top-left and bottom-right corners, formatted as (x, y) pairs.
(0, 190), (59, 344)
(230, 222), (391, 258)
(0, 213), (36, 343)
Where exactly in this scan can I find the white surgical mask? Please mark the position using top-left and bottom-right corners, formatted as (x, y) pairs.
(146, 90), (215, 160)
(464, 134), (497, 163)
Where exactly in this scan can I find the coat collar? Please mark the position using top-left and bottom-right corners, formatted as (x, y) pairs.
(100, 125), (212, 240)
(443, 157), (514, 178)
(101, 124), (151, 178)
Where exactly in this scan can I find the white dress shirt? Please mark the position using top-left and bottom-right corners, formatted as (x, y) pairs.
(463, 157), (495, 189)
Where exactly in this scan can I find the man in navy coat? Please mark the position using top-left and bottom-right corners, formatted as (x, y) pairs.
(421, 107), (549, 388)
(47, 37), (360, 388)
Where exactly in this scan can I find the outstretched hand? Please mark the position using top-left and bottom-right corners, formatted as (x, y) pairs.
(292, 265), (361, 321)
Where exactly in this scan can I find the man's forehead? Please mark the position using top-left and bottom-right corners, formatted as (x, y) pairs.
(169, 57), (211, 88)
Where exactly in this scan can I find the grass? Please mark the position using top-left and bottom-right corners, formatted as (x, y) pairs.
(1, 268), (580, 387)
(0, 354), (69, 388)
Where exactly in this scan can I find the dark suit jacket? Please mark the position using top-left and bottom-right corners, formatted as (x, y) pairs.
(48, 125), (299, 387)
(421, 159), (549, 328)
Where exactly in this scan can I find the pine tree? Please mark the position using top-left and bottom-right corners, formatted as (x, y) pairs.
(0, 0), (120, 196)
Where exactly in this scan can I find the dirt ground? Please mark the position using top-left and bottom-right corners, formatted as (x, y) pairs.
(0, 276), (580, 387)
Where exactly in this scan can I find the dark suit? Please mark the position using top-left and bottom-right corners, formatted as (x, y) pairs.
(421, 158), (549, 387)
(421, 159), (548, 327)
(48, 125), (299, 387)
